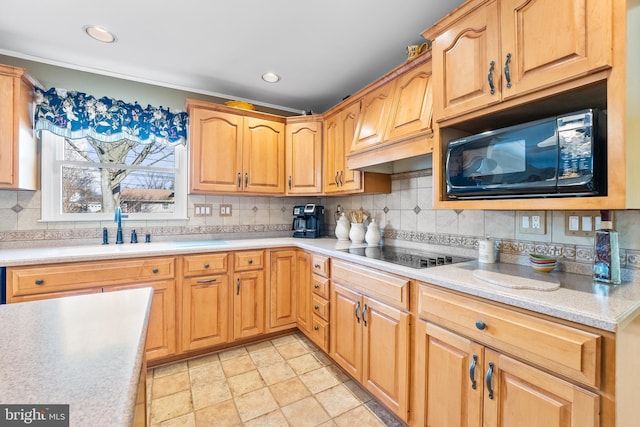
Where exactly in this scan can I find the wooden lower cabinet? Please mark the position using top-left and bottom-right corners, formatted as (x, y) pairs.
(269, 249), (304, 330)
(181, 274), (229, 351)
(295, 252), (313, 333)
(415, 320), (600, 427)
(330, 282), (410, 422)
(233, 270), (265, 340)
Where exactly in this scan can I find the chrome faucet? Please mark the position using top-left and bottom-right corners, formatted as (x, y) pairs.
(114, 207), (128, 244)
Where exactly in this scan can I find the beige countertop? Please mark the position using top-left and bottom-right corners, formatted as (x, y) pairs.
(1, 237), (639, 332)
(0, 287), (153, 427)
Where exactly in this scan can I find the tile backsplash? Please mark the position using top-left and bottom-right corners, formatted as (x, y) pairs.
(2, 169), (640, 279)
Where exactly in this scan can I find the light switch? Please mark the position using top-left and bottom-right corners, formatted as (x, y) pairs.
(564, 210), (598, 236)
(568, 215), (580, 231)
(522, 216), (530, 229)
(581, 216), (593, 232)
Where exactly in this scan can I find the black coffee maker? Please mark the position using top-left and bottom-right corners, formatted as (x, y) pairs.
(292, 204), (324, 238)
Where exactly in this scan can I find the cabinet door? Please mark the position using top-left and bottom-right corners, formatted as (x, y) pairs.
(269, 250), (298, 329)
(384, 61), (434, 141)
(286, 119), (323, 194)
(296, 252), (313, 333)
(352, 82), (396, 152)
(339, 102), (363, 192)
(432, 0), (501, 120)
(415, 321), (484, 427)
(243, 117), (285, 194)
(233, 270), (265, 340)
(499, 0), (611, 99)
(188, 108), (243, 193)
(330, 282), (362, 379)
(323, 112), (341, 194)
(483, 349), (599, 427)
(181, 275), (229, 351)
(361, 296), (410, 421)
(107, 280), (177, 362)
(0, 72), (16, 186)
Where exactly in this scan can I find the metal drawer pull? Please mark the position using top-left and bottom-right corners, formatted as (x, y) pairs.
(504, 53), (512, 88)
(362, 304), (368, 327)
(152, 268), (159, 274)
(204, 263), (210, 269)
(470, 354), (478, 390)
(314, 283), (320, 289)
(35, 279), (44, 285)
(314, 325), (320, 331)
(475, 320), (486, 330)
(355, 301), (361, 323)
(314, 263), (321, 269)
(488, 60), (496, 94)
(248, 259), (253, 264)
(486, 362), (495, 399)
(197, 278), (217, 284)
(237, 172), (242, 187)
(236, 278), (241, 295)
(314, 305), (320, 310)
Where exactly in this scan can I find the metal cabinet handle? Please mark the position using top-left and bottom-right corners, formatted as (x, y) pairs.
(237, 172), (242, 187)
(314, 305), (320, 310)
(339, 170), (344, 186)
(314, 325), (320, 331)
(152, 268), (159, 274)
(204, 263), (210, 269)
(362, 303), (368, 327)
(314, 283), (320, 289)
(35, 279), (44, 285)
(475, 320), (486, 330)
(504, 53), (512, 88)
(314, 263), (321, 269)
(236, 278), (241, 295)
(488, 60), (496, 95)
(486, 362), (495, 399)
(288, 176), (292, 190)
(334, 172), (339, 186)
(197, 278), (217, 284)
(470, 354), (478, 390)
(355, 301), (361, 323)
(245, 173), (248, 187)
(248, 259), (253, 264)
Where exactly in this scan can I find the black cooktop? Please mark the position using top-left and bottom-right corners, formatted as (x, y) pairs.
(336, 246), (472, 269)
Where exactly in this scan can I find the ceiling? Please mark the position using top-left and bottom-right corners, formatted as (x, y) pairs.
(0, 0), (465, 114)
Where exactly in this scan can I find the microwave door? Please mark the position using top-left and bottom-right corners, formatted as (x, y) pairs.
(446, 118), (558, 198)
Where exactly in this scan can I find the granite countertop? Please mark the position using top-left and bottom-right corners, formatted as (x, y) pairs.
(1, 237), (639, 332)
(0, 287), (153, 427)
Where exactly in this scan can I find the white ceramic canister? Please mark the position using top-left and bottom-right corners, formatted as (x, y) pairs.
(335, 213), (351, 241)
(349, 223), (366, 244)
(478, 237), (496, 263)
(365, 218), (381, 246)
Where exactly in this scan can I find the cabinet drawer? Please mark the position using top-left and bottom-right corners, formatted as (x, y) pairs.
(183, 252), (229, 276)
(332, 259), (410, 310)
(8, 257), (175, 298)
(310, 315), (329, 352)
(311, 254), (330, 277)
(312, 275), (330, 299)
(234, 250), (264, 271)
(312, 295), (330, 321)
(418, 284), (601, 388)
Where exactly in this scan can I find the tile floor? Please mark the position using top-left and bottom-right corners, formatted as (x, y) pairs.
(147, 332), (405, 426)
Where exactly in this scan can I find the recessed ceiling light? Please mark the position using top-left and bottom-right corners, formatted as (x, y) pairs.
(262, 72), (280, 83)
(83, 25), (117, 43)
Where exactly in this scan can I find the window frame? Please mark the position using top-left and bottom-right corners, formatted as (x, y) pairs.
(40, 131), (188, 222)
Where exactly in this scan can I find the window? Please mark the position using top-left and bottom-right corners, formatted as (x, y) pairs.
(41, 132), (187, 221)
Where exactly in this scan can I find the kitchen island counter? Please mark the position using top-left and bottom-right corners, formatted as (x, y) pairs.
(0, 287), (153, 427)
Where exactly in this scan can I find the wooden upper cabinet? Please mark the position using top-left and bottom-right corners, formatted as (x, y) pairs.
(187, 100), (285, 194)
(0, 64), (38, 190)
(351, 82), (397, 152)
(285, 116), (323, 195)
(323, 101), (363, 194)
(429, 0), (612, 121)
(243, 117), (285, 194)
(431, 0), (501, 120)
(346, 54), (435, 170)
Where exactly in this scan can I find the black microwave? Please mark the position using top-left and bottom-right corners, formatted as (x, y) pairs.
(445, 109), (607, 199)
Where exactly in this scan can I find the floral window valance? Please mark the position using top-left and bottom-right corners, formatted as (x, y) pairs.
(34, 87), (188, 145)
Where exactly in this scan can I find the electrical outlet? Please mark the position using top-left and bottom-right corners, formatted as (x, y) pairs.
(220, 204), (232, 217)
(517, 210), (546, 235)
